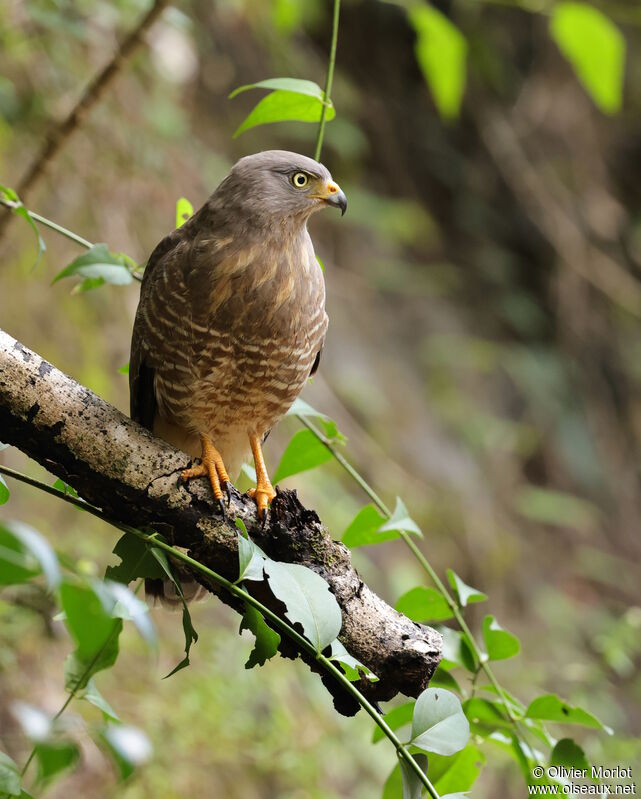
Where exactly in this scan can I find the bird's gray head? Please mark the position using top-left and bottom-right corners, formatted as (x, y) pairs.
(216, 150), (347, 223)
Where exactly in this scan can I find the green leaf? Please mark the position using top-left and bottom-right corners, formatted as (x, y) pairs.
(168, 606), (199, 678)
(377, 497), (423, 537)
(395, 586), (453, 622)
(175, 197), (194, 228)
(72, 276), (105, 294)
(105, 533), (164, 584)
(264, 560), (342, 652)
(503, 732), (537, 781)
(0, 750), (22, 796)
(429, 744), (485, 795)
(0, 475), (9, 505)
(430, 666), (461, 693)
(272, 429), (333, 483)
(0, 521), (60, 589)
(60, 580), (122, 690)
(447, 569), (487, 607)
(409, 3), (467, 119)
(410, 688), (470, 755)
(525, 694), (612, 733)
(463, 697), (512, 737)
(148, 547), (199, 677)
(102, 580), (156, 647)
(229, 77), (325, 101)
(239, 603), (280, 669)
(286, 397), (329, 420)
(233, 89), (335, 138)
(52, 243), (133, 286)
(118, 363), (130, 375)
(481, 684), (526, 716)
(319, 417), (345, 443)
(372, 701), (414, 743)
(100, 725), (152, 781)
(399, 753), (428, 799)
(52, 478), (78, 498)
(105, 533), (160, 585)
(0, 534), (37, 586)
(0, 184), (46, 267)
(550, 2), (624, 114)
(341, 504), (392, 548)
(34, 742), (79, 785)
(382, 758), (431, 799)
(438, 627), (478, 672)
(329, 640), (378, 682)
(236, 532), (266, 583)
(482, 615), (520, 661)
(382, 763), (403, 799)
(550, 738), (591, 773)
(80, 679), (120, 722)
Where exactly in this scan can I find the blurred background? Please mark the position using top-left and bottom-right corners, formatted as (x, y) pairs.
(1, 0), (640, 796)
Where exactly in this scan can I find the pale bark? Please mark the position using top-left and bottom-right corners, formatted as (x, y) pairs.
(0, 328), (441, 715)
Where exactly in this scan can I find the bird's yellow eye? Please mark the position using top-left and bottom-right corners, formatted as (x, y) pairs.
(292, 172), (309, 188)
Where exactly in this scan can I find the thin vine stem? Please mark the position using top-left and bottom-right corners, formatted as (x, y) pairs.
(5, 101), (535, 777)
(0, 190), (539, 767)
(0, 194), (538, 765)
(0, 197), (93, 249)
(0, 196), (143, 281)
(296, 417), (540, 763)
(0, 463), (441, 799)
(20, 577), (144, 781)
(313, 0), (340, 162)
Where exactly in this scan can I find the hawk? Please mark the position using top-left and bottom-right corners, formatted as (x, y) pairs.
(129, 150), (346, 526)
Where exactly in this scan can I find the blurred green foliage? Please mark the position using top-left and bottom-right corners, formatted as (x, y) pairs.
(1, 0), (641, 796)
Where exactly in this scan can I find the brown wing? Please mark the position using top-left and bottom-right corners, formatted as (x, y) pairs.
(129, 229), (183, 430)
(129, 226), (195, 604)
(310, 347), (322, 377)
(129, 200), (238, 432)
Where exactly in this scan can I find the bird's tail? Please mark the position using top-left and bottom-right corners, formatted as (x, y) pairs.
(145, 578), (207, 610)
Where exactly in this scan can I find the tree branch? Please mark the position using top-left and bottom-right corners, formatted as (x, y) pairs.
(0, 0), (169, 239)
(0, 328), (442, 714)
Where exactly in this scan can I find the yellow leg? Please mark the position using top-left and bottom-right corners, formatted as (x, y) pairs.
(248, 433), (276, 520)
(181, 434), (231, 515)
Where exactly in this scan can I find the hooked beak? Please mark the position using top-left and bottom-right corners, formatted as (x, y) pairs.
(315, 180), (347, 216)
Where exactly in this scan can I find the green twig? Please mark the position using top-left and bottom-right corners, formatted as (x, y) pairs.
(0, 197), (142, 281)
(313, 0), (341, 162)
(20, 579), (143, 781)
(0, 197), (93, 249)
(1, 186), (538, 771)
(0, 463), (441, 799)
(1, 108), (535, 777)
(296, 416), (540, 764)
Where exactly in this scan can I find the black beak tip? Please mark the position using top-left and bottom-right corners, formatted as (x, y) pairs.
(326, 190), (347, 216)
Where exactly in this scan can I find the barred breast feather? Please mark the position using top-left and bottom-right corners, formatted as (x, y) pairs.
(129, 200), (327, 479)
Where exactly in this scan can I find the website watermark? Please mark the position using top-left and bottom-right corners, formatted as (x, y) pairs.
(528, 766), (636, 795)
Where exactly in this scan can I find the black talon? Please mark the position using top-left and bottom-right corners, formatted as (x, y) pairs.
(260, 508), (269, 530)
(217, 498), (227, 518)
(224, 481), (232, 506)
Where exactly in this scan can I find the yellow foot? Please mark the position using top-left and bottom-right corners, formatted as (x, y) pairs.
(248, 432), (276, 521)
(248, 484), (277, 520)
(180, 434), (231, 516)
